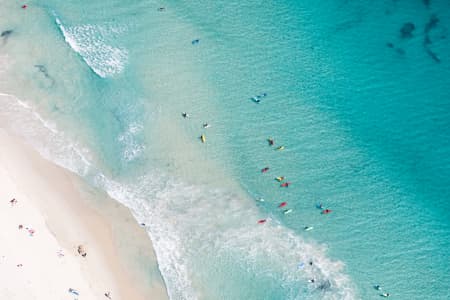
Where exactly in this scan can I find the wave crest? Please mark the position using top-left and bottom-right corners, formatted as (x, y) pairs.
(54, 15), (128, 78)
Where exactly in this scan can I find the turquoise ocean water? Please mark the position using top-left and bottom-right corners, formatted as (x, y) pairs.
(1, 0), (449, 299)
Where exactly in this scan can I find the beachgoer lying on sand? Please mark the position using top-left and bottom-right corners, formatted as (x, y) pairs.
(105, 291), (112, 299)
(9, 198), (17, 206)
(68, 288), (79, 295)
(77, 245), (87, 257)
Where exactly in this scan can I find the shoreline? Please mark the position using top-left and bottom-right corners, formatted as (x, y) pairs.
(0, 127), (169, 300)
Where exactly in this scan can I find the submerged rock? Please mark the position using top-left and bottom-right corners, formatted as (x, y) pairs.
(400, 22), (415, 39)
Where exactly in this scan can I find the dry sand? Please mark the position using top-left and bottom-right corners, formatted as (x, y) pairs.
(0, 128), (168, 300)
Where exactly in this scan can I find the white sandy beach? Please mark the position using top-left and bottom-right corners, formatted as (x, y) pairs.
(0, 128), (168, 300)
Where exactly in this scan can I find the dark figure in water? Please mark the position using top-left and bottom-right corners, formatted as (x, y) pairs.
(424, 14), (439, 34)
(423, 15), (441, 63)
(400, 22), (415, 39)
(35, 64), (55, 86)
(1, 30), (13, 37)
(35, 65), (50, 78)
(1, 30), (13, 45)
(192, 39), (200, 45)
(317, 280), (331, 291)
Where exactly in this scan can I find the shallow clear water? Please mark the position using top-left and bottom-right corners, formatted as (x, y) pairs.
(0, 0), (449, 299)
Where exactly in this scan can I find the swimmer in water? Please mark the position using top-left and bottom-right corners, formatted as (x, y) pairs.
(381, 293), (390, 297)
(203, 123), (210, 128)
(181, 112), (190, 118)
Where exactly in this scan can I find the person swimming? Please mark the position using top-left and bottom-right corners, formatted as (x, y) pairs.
(267, 137), (274, 146)
(250, 93), (268, 103)
(374, 285), (382, 290)
(261, 167), (269, 173)
(251, 96), (261, 103)
(381, 293), (390, 297)
(203, 123), (210, 128)
(181, 112), (190, 118)
(192, 39), (200, 45)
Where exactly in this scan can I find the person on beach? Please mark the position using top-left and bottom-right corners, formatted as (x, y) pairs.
(105, 291), (112, 299)
(9, 198), (17, 206)
(77, 245), (87, 257)
(68, 288), (79, 296)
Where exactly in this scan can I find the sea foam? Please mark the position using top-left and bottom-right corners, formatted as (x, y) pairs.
(54, 16), (128, 78)
(0, 92), (357, 299)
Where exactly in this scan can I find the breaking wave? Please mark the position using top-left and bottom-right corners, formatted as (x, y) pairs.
(0, 93), (357, 299)
(54, 15), (128, 78)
